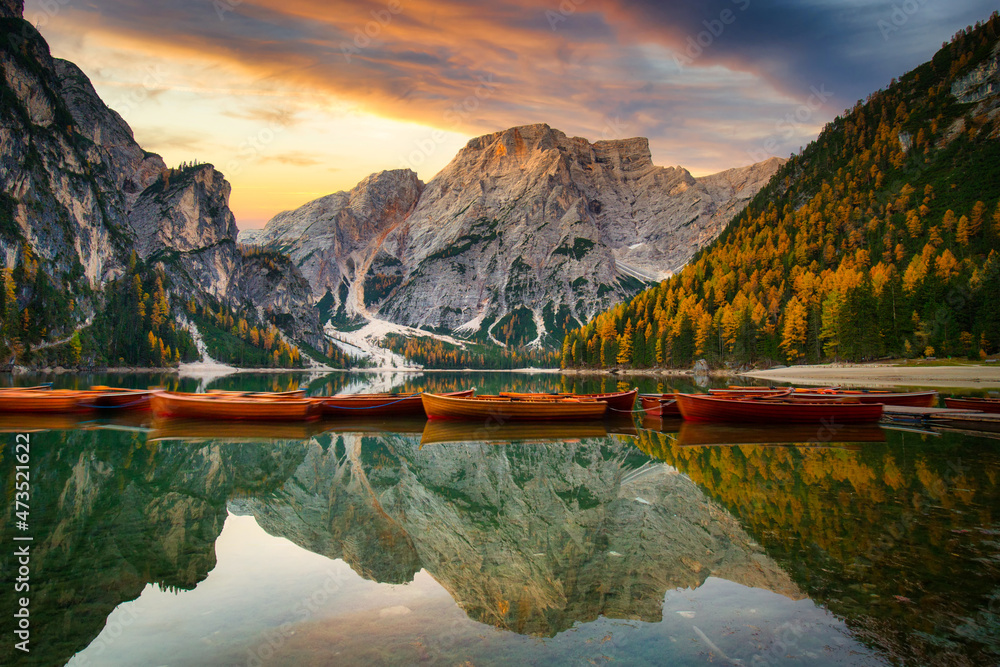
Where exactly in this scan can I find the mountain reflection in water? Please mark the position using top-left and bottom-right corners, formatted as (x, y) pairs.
(0, 416), (997, 666)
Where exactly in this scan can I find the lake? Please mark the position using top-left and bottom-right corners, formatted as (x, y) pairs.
(1, 372), (998, 666)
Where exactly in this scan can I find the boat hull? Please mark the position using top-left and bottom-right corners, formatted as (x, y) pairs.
(319, 389), (475, 417)
(422, 393), (608, 422)
(795, 390), (938, 407)
(88, 387), (155, 410)
(944, 397), (1000, 414)
(151, 392), (321, 421)
(640, 395), (681, 418)
(675, 393), (884, 424)
(0, 390), (93, 413)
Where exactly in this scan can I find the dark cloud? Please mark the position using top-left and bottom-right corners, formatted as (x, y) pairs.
(27, 0), (1000, 172)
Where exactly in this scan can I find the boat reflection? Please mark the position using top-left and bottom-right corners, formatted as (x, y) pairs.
(675, 421), (885, 447)
(420, 420), (608, 445)
(149, 418), (328, 442)
(641, 416), (884, 447)
(149, 416), (429, 442)
(0, 411), (153, 433)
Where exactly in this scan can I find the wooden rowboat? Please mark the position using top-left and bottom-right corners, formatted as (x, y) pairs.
(640, 394), (681, 418)
(87, 386), (156, 410)
(674, 393), (884, 424)
(708, 388), (793, 398)
(0, 389), (95, 414)
(498, 389), (638, 412)
(422, 393), (608, 422)
(792, 389), (939, 407)
(318, 389), (475, 417)
(150, 391), (321, 422)
(0, 384), (53, 392)
(944, 396), (1000, 414)
(207, 389), (307, 398)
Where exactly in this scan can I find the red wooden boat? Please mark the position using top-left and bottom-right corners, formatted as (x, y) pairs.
(709, 387), (826, 396)
(87, 386), (156, 410)
(150, 391), (321, 422)
(498, 389), (637, 412)
(675, 393), (884, 424)
(792, 389), (938, 407)
(0, 389), (95, 414)
(640, 394), (681, 418)
(708, 388), (795, 399)
(319, 389), (475, 417)
(422, 393), (608, 422)
(944, 396), (1000, 414)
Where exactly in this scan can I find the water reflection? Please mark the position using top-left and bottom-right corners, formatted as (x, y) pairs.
(637, 427), (1000, 665)
(0, 410), (998, 665)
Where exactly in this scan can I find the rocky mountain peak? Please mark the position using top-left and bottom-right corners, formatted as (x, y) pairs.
(348, 168), (422, 220)
(249, 124), (784, 345)
(0, 0), (23, 19)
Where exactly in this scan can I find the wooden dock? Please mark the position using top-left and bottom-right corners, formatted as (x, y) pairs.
(927, 412), (1000, 434)
(881, 405), (1000, 435)
(881, 405), (980, 421)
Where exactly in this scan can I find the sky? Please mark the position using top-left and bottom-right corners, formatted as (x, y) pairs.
(25, 0), (998, 229)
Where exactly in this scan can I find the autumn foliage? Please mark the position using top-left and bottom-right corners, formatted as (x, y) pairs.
(564, 14), (1000, 369)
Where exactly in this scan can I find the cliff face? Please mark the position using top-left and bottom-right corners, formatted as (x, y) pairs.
(250, 124), (782, 341)
(0, 19), (154, 294)
(247, 433), (802, 637)
(251, 169), (423, 314)
(0, 15), (319, 352)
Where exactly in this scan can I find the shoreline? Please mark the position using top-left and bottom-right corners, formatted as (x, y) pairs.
(9, 362), (1000, 390)
(741, 363), (1000, 390)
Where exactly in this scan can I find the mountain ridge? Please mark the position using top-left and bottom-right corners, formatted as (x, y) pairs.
(244, 123), (783, 348)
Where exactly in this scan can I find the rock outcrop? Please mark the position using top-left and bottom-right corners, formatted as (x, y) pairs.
(0, 17), (319, 350)
(250, 124), (783, 342)
(248, 169), (422, 321)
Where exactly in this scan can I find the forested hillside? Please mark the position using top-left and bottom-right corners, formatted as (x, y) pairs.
(563, 13), (1000, 369)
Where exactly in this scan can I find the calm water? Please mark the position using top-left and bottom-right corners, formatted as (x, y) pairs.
(1, 372), (998, 666)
